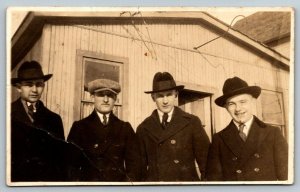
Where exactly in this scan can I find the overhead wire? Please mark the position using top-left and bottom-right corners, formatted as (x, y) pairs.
(73, 23), (281, 73)
(120, 11), (157, 60)
(74, 12), (285, 75)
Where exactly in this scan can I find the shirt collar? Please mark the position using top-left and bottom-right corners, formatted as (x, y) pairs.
(21, 99), (37, 112)
(157, 107), (174, 123)
(233, 115), (254, 136)
(96, 111), (110, 123)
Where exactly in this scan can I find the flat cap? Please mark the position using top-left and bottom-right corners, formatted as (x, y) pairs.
(87, 79), (121, 94)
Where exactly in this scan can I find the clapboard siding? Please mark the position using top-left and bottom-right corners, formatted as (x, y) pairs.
(13, 20), (290, 137)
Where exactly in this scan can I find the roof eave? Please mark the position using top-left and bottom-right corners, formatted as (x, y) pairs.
(11, 11), (290, 70)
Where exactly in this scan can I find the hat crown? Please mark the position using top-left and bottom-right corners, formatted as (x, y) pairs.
(152, 72), (176, 91)
(145, 72), (184, 94)
(17, 61), (45, 79)
(12, 61), (52, 85)
(215, 76), (261, 107)
(223, 77), (249, 95)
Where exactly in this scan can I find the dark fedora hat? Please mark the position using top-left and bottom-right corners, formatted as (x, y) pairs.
(215, 76), (261, 107)
(11, 61), (53, 85)
(145, 72), (184, 94)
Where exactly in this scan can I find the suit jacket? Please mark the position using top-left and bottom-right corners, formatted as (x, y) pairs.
(67, 110), (140, 181)
(206, 116), (288, 181)
(136, 107), (210, 181)
(11, 98), (65, 181)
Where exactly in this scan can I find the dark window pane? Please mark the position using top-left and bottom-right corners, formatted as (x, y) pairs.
(261, 91), (284, 125)
(80, 57), (123, 119)
(84, 59), (120, 87)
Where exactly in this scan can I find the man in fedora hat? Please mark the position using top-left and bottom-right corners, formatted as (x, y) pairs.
(206, 76), (288, 181)
(11, 60), (65, 181)
(136, 72), (210, 181)
(67, 79), (140, 181)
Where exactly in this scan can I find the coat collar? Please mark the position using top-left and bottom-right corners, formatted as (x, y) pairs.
(220, 116), (270, 160)
(88, 110), (122, 153)
(12, 98), (47, 125)
(144, 107), (191, 143)
(12, 98), (31, 123)
(88, 110), (119, 126)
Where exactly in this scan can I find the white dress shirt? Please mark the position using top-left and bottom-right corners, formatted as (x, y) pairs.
(233, 116), (254, 137)
(157, 107), (174, 124)
(96, 111), (110, 124)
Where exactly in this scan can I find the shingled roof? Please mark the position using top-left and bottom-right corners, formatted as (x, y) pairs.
(233, 12), (291, 43)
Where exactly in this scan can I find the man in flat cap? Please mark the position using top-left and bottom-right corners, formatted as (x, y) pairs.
(67, 79), (140, 181)
(11, 60), (65, 181)
(206, 76), (288, 181)
(136, 72), (210, 181)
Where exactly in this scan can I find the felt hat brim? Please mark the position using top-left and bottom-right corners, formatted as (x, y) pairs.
(215, 86), (261, 107)
(144, 85), (184, 94)
(11, 74), (53, 86)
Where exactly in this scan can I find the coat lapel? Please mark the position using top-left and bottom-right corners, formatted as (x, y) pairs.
(86, 110), (111, 152)
(238, 116), (270, 166)
(220, 121), (245, 158)
(158, 107), (190, 143)
(144, 110), (165, 142)
(12, 98), (33, 125)
(98, 113), (120, 153)
(87, 110), (103, 128)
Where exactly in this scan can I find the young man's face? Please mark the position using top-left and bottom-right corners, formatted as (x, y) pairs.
(92, 90), (117, 114)
(17, 79), (45, 103)
(152, 90), (177, 113)
(225, 93), (254, 124)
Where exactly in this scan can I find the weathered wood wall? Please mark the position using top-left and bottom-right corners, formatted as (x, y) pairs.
(11, 20), (290, 139)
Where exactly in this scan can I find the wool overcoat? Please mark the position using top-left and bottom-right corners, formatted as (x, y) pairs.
(11, 98), (66, 181)
(67, 110), (141, 181)
(206, 116), (288, 181)
(136, 107), (210, 181)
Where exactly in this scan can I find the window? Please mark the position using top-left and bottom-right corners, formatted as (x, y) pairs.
(79, 56), (124, 119)
(178, 90), (212, 140)
(260, 90), (286, 137)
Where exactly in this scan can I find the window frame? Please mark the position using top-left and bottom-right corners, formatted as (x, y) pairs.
(74, 50), (129, 121)
(257, 89), (287, 138)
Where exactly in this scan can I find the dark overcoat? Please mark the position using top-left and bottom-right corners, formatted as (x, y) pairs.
(206, 116), (288, 181)
(136, 107), (210, 181)
(67, 110), (140, 181)
(11, 98), (66, 181)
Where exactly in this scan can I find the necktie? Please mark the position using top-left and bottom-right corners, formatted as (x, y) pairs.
(162, 113), (168, 129)
(239, 124), (247, 142)
(103, 114), (107, 125)
(28, 104), (35, 121)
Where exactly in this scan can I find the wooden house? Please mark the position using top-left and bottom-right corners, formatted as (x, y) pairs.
(10, 10), (292, 141)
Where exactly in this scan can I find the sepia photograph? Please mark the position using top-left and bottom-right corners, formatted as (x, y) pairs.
(6, 7), (294, 186)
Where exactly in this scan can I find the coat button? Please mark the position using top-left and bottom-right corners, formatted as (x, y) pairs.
(94, 144), (99, 148)
(174, 160), (180, 164)
(236, 169), (242, 174)
(254, 168), (260, 172)
(254, 153), (260, 158)
(170, 139), (176, 144)
(113, 156), (119, 159)
(232, 157), (238, 161)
